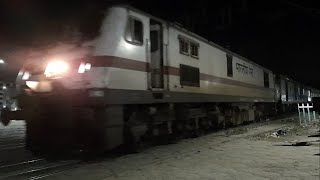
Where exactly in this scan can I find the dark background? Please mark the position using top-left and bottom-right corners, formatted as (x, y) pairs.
(0, 0), (319, 88)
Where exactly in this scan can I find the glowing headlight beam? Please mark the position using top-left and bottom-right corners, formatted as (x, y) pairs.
(44, 61), (69, 78)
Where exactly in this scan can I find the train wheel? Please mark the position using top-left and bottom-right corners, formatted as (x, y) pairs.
(123, 124), (144, 153)
(199, 118), (210, 133)
(172, 121), (186, 140)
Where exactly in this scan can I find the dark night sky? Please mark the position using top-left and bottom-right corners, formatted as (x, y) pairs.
(0, 0), (320, 88)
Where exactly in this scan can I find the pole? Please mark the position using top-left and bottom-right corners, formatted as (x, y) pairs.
(307, 103), (311, 122)
(302, 103), (306, 124)
(298, 103), (301, 125)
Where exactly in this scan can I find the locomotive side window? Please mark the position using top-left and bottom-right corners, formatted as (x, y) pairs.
(125, 17), (143, 45)
(179, 36), (189, 55)
(227, 54), (233, 77)
(264, 71), (269, 88)
(190, 42), (199, 58)
(180, 64), (200, 87)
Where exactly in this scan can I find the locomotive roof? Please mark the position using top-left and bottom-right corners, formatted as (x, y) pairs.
(110, 5), (320, 92)
(113, 4), (273, 73)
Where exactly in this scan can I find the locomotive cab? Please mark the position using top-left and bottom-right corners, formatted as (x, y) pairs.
(10, 5), (169, 152)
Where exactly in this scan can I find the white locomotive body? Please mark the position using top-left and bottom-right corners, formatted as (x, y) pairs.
(16, 6), (275, 104)
(68, 6), (274, 104)
(5, 5), (318, 152)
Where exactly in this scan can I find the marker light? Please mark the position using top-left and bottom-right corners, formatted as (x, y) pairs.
(26, 81), (39, 90)
(22, 72), (30, 80)
(85, 63), (91, 71)
(78, 63), (91, 73)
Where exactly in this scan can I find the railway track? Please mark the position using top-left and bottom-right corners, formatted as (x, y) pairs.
(0, 143), (25, 151)
(0, 158), (81, 180)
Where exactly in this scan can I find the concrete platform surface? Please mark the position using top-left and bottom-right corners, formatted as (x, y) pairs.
(42, 118), (320, 180)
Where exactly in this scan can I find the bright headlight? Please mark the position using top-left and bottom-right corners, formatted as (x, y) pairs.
(44, 61), (69, 78)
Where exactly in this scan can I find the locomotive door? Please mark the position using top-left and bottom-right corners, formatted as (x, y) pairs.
(149, 20), (164, 89)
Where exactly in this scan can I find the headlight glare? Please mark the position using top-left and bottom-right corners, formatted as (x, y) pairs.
(44, 61), (69, 78)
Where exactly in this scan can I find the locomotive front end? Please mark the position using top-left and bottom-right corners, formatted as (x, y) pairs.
(12, 45), (105, 152)
(2, 6), (137, 153)
(20, 58), (91, 93)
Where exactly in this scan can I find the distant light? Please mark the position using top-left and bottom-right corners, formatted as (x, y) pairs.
(2, 85), (7, 90)
(0, 59), (4, 64)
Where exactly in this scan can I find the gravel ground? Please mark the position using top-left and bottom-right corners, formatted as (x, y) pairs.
(43, 117), (320, 180)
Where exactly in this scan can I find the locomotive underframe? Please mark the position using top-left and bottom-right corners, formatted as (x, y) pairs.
(17, 86), (274, 153)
